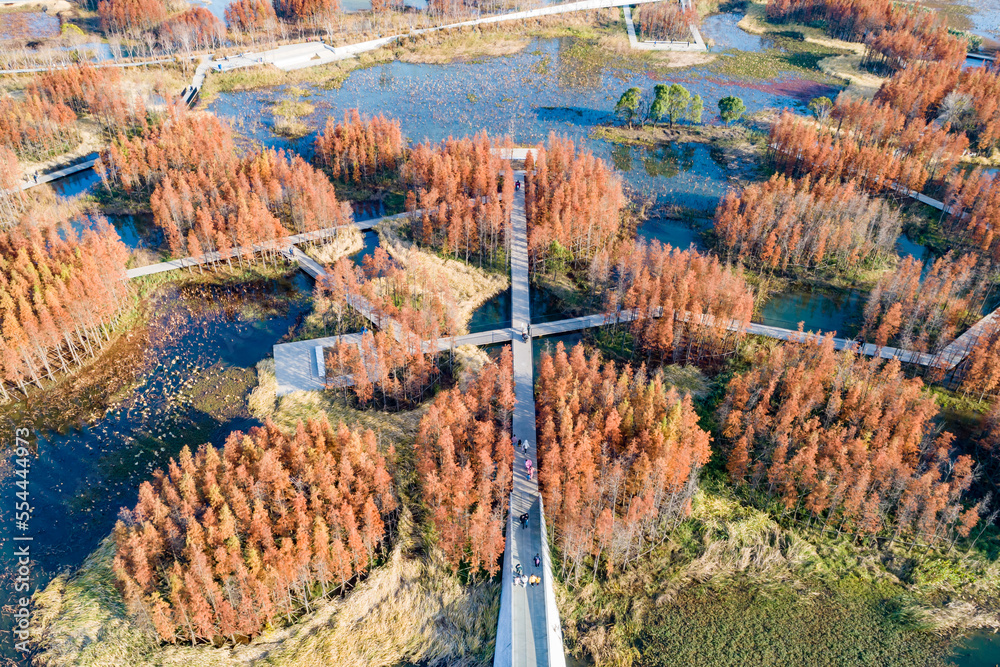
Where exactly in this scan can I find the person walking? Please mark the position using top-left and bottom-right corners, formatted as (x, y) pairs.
(533, 553), (540, 568)
(521, 440), (529, 455)
(529, 574), (540, 587)
(526, 459), (533, 480)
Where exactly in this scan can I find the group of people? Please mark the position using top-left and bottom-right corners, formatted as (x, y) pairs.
(513, 438), (533, 479)
(513, 560), (541, 588)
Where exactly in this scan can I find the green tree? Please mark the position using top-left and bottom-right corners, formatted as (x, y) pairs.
(687, 93), (703, 124)
(615, 87), (642, 127)
(650, 83), (669, 125)
(665, 84), (690, 128)
(808, 96), (833, 123)
(718, 96), (746, 125)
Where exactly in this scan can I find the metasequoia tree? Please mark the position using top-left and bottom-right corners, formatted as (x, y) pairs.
(602, 241), (754, 366)
(862, 251), (986, 354)
(536, 342), (711, 579)
(0, 94), (78, 161)
(525, 134), (625, 274)
(714, 174), (902, 274)
(158, 8), (227, 52)
(769, 101), (968, 196)
(875, 63), (1000, 154)
(414, 349), (514, 575)
(98, 0), (168, 36)
(224, 0), (278, 35)
(638, 1), (698, 42)
(766, 0), (966, 73)
(0, 214), (129, 401)
(942, 168), (1000, 264)
(324, 248), (460, 409)
(958, 319), (1000, 400)
(30, 64), (149, 136)
(403, 131), (511, 265)
(0, 146), (26, 223)
(99, 108), (352, 263)
(314, 110), (404, 186)
(114, 417), (396, 644)
(273, 0), (339, 22)
(718, 337), (980, 546)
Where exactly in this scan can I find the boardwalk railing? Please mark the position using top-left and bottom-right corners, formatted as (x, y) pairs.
(536, 496), (566, 667)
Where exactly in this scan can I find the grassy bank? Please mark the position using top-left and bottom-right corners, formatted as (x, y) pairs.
(375, 216), (509, 333)
(199, 50), (395, 104)
(558, 476), (1000, 666)
(734, 0), (883, 97)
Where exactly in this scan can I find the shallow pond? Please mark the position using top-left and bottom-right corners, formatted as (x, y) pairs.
(699, 11), (769, 52)
(0, 273), (310, 658)
(951, 629), (1000, 667)
(757, 286), (865, 338)
(209, 35), (837, 209)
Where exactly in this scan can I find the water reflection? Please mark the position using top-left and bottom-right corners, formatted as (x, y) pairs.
(757, 287), (864, 338)
(950, 629), (1000, 667)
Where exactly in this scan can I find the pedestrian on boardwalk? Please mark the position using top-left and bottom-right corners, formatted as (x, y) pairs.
(534, 553), (540, 567)
(516, 438), (522, 451)
(520, 512), (529, 529)
(522, 440), (529, 454)
(526, 459), (533, 480)
(529, 574), (540, 587)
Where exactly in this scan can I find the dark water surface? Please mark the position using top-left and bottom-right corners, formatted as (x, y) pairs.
(0, 274), (310, 658)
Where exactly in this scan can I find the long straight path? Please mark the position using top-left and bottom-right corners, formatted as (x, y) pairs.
(494, 179), (566, 667)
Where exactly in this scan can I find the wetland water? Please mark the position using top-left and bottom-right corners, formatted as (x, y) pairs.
(7, 15), (996, 665)
(0, 274), (310, 658)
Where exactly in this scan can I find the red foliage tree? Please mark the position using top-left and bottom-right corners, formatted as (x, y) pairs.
(943, 167), (1000, 264)
(273, 0), (339, 22)
(718, 336), (979, 545)
(766, 0), (966, 73)
(0, 214), (129, 401)
(414, 349), (514, 575)
(98, 0), (168, 35)
(603, 241), (754, 366)
(769, 101), (968, 197)
(403, 131), (511, 265)
(98, 108), (352, 264)
(536, 342), (711, 578)
(224, 0), (278, 34)
(114, 417), (396, 644)
(159, 8), (227, 52)
(314, 109), (404, 186)
(323, 247), (461, 408)
(637, 2), (699, 41)
(714, 174), (902, 273)
(30, 64), (149, 136)
(862, 251), (986, 353)
(0, 93), (78, 162)
(526, 134), (626, 275)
